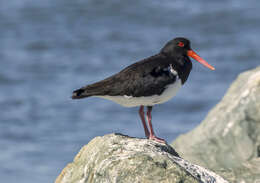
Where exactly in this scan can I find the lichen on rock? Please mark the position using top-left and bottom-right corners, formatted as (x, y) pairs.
(55, 133), (228, 183)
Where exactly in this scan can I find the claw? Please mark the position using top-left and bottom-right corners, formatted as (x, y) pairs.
(149, 135), (166, 144)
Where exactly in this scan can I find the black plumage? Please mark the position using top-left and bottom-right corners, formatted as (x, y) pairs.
(72, 38), (192, 99)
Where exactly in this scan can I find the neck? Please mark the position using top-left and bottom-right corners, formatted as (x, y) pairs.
(170, 55), (192, 84)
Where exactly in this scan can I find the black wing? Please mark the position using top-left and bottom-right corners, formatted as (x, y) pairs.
(72, 54), (178, 98)
(122, 63), (177, 97)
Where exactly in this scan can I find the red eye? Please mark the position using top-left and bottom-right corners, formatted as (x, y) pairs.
(178, 42), (184, 47)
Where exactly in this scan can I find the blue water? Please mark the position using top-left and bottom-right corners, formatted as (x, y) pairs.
(0, 0), (259, 182)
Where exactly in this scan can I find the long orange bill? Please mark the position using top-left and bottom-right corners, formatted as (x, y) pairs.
(187, 50), (215, 70)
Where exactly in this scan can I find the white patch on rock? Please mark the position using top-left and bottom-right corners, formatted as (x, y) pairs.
(241, 89), (249, 98)
(222, 121), (235, 137)
(170, 156), (229, 183)
(248, 70), (260, 84)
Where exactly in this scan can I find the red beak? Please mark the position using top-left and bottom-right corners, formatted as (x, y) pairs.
(187, 50), (215, 70)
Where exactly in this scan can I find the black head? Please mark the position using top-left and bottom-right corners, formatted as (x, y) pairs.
(161, 37), (191, 57)
(161, 37), (215, 70)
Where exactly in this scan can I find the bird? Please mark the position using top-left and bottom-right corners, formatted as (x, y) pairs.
(72, 37), (215, 143)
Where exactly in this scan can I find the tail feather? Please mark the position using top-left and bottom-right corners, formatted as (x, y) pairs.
(72, 88), (90, 99)
(72, 78), (112, 99)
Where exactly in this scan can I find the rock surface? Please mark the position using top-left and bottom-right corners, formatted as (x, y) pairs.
(55, 133), (228, 183)
(172, 66), (260, 183)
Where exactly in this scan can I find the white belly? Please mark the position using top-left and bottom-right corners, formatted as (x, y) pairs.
(95, 79), (182, 107)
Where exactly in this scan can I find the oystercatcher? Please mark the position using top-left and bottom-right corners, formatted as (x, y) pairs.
(72, 37), (215, 143)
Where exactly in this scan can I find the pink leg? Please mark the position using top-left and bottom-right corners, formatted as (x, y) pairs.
(146, 106), (166, 143)
(139, 106), (150, 138)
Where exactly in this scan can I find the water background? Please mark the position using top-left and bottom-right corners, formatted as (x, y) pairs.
(0, 0), (259, 182)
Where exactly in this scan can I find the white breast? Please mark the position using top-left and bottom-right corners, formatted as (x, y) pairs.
(95, 79), (182, 107)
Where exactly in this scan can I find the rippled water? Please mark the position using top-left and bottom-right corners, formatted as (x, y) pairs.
(0, 0), (259, 182)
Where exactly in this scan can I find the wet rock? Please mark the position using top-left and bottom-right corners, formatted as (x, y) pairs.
(172, 66), (260, 183)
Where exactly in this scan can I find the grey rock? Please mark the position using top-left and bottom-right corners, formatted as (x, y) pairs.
(55, 133), (228, 183)
(172, 66), (260, 183)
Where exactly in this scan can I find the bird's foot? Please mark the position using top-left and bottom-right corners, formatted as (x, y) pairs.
(149, 135), (166, 144)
